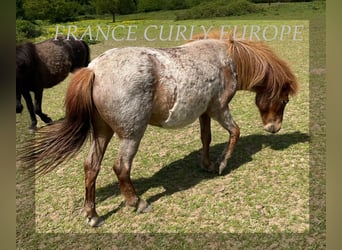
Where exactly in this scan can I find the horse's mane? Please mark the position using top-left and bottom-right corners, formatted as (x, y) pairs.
(191, 31), (298, 98)
(64, 39), (90, 71)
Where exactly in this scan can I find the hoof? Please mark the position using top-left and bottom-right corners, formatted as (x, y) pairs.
(86, 216), (104, 227)
(42, 116), (53, 124)
(218, 162), (226, 175)
(217, 160), (231, 175)
(46, 118), (53, 124)
(201, 161), (228, 175)
(28, 126), (37, 132)
(201, 162), (217, 173)
(136, 198), (152, 213)
(29, 121), (38, 131)
(83, 210), (104, 227)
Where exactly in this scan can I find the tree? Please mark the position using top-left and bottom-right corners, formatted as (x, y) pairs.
(23, 0), (50, 20)
(16, 0), (25, 18)
(22, 0), (81, 22)
(137, 0), (162, 12)
(91, 0), (119, 22)
(91, 0), (136, 22)
(119, 0), (137, 14)
(47, 0), (81, 22)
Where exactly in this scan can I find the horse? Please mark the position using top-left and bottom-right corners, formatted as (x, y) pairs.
(16, 37), (90, 130)
(18, 37), (298, 227)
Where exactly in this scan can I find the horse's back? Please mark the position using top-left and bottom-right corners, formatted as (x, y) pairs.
(34, 40), (72, 87)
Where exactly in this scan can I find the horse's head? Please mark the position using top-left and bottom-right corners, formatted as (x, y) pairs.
(223, 38), (298, 134)
(255, 83), (295, 134)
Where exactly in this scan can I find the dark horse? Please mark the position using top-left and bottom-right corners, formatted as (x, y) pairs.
(16, 37), (90, 130)
(19, 37), (298, 227)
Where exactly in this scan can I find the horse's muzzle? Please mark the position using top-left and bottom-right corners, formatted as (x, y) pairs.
(264, 122), (282, 134)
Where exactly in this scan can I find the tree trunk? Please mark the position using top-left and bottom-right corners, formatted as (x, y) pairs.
(112, 12), (116, 23)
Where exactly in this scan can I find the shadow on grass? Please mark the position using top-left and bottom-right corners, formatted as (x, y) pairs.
(94, 131), (309, 220)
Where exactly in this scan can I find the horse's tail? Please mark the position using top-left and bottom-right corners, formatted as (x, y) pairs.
(18, 68), (95, 176)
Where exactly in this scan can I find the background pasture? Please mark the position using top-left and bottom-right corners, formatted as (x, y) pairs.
(16, 6), (325, 248)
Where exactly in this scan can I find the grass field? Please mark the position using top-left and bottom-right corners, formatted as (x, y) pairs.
(16, 2), (325, 249)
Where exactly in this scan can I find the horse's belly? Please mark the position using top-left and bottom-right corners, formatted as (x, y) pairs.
(160, 84), (214, 129)
(161, 104), (206, 129)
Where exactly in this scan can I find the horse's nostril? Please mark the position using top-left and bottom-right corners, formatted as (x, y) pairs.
(264, 123), (281, 134)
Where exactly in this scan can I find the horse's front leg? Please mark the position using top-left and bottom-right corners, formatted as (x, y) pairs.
(113, 138), (151, 213)
(22, 91), (37, 130)
(199, 113), (216, 172)
(83, 122), (113, 227)
(34, 89), (52, 124)
(16, 90), (23, 114)
(211, 107), (240, 175)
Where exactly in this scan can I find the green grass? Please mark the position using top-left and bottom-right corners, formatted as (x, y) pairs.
(16, 2), (325, 249)
(96, 1), (326, 21)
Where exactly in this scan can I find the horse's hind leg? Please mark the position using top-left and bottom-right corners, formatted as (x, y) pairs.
(34, 89), (52, 124)
(210, 107), (240, 175)
(113, 137), (150, 213)
(83, 117), (113, 227)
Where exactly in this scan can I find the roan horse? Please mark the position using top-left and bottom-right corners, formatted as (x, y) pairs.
(16, 37), (90, 130)
(19, 37), (298, 227)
